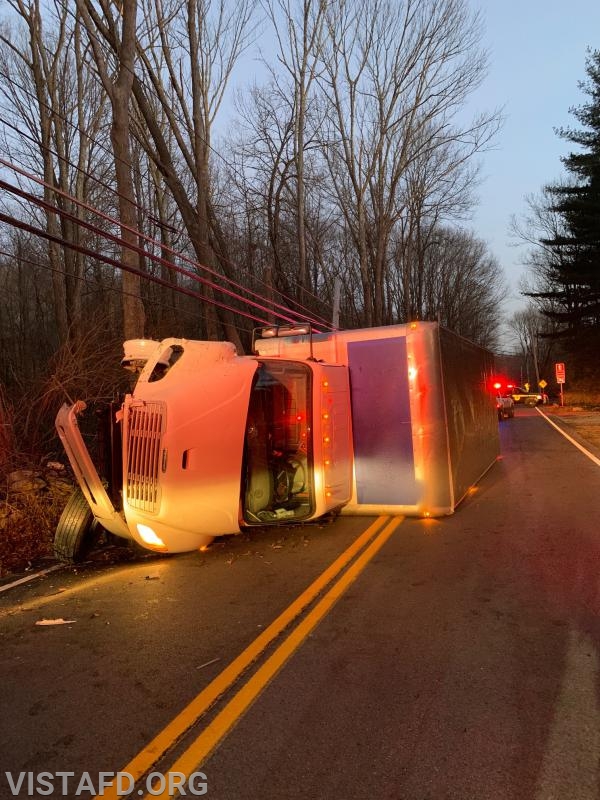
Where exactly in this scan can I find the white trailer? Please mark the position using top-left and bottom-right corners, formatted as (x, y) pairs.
(55, 321), (499, 559)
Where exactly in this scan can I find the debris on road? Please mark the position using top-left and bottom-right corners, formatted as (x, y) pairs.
(196, 657), (220, 670)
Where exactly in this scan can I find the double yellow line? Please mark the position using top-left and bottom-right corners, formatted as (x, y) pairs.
(99, 515), (401, 800)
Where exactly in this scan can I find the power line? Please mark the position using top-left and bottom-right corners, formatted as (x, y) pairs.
(0, 107), (334, 329)
(0, 16), (336, 325)
(0, 207), (281, 328)
(0, 248), (255, 337)
(0, 161), (331, 330)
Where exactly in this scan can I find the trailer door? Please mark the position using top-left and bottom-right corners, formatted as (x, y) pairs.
(348, 337), (418, 505)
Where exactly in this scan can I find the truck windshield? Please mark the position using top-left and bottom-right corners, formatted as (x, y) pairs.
(242, 360), (313, 523)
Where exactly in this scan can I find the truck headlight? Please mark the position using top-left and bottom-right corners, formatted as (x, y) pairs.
(136, 524), (167, 550)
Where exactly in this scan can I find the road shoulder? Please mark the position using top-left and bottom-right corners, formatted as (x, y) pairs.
(541, 406), (600, 460)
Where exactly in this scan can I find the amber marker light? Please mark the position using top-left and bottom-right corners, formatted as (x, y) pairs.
(323, 435), (331, 444)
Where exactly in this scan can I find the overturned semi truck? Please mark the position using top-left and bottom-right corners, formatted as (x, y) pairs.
(54, 321), (499, 560)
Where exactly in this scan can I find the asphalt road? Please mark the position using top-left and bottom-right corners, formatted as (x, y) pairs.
(1, 407), (600, 800)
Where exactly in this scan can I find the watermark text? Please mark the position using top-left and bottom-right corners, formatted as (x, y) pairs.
(4, 771), (208, 797)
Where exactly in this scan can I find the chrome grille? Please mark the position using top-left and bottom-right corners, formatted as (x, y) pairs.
(125, 402), (165, 513)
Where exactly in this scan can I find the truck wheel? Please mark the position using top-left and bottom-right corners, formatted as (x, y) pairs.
(525, 398), (537, 407)
(54, 489), (99, 563)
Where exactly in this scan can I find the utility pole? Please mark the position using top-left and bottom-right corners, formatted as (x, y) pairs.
(332, 278), (341, 329)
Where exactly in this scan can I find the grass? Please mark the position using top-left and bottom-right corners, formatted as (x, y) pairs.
(556, 389), (600, 410)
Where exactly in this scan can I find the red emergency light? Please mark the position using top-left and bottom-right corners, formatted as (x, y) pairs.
(490, 376), (516, 394)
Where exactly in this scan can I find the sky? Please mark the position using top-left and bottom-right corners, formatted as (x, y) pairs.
(466, 0), (600, 326)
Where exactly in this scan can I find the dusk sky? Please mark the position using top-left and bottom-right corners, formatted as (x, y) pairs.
(467, 0), (600, 328)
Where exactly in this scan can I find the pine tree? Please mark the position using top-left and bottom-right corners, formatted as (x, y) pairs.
(531, 49), (600, 370)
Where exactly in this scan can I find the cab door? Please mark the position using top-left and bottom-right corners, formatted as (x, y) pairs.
(241, 360), (353, 524)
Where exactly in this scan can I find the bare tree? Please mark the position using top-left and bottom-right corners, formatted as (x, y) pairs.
(260, 0), (327, 304)
(403, 227), (505, 349)
(510, 305), (557, 388)
(394, 121), (483, 322)
(80, 0), (258, 346)
(105, 0), (257, 347)
(76, 0), (146, 339)
(0, 0), (107, 342)
(318, 0), (500, 326)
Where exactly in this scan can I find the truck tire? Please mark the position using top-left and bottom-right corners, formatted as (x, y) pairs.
(54, 489), (99, 563)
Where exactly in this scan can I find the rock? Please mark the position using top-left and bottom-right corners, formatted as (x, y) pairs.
(7, 470), (46, 493)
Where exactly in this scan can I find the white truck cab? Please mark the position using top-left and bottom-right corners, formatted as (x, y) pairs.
(55, 333), (353, 557)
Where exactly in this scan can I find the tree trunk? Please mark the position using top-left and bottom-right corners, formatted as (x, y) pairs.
(79, 0), (145, 339)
